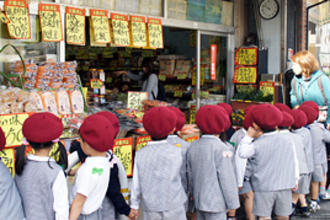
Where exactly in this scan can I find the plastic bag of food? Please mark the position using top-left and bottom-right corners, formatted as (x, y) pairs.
(24, 101), (39, 113)
(0, 103), (11, 114)
(41, 91), (58, 115)
(29, 91), (44, 112)
(10, 102), (24, 113)
(68, 90), (84, 114)
(56, 89), (71, 114)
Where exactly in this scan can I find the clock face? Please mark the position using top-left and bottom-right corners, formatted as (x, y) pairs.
(259, 0), (279, 20)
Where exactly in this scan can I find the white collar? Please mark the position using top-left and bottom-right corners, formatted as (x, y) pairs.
(263, 130), (279, 136)
(85, 155), (111, 162)
(202, 135), (220, 139)
(27, 154), (55, 162)
(167, 135), (178, 138)
(279, 129), (290, 134)
(148, 140), (168, 145)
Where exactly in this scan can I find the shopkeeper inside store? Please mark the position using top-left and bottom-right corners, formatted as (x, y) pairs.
(115, 58), (160, 100)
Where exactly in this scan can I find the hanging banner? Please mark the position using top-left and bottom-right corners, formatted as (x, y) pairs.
(65, 7), (85, 45)
(0, 113), (30, 148)
(147, 18), (164, 49)
(4, 0), (31, 39)
(127, 91), (148, 111)
(0, 148), (15, 176)
(130, 15), (147, 48)
(210, 44), (217, 80)
(39, 4), (63, 42)
(113, 138), (133, 177)
(0, 10), (10, 24)
(136, 135), (151, 151)
(235, 48), (258, 66)
(111, 13), (131, 47)
(233, 66), (257, 84)
(90, 9), (111, 44)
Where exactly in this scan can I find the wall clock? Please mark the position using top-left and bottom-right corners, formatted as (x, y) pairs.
(259, 0), (280, 20)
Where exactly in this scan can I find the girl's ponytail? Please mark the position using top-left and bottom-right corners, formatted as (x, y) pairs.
(55, 141), (68, 170)
(15, 145), (26, 176)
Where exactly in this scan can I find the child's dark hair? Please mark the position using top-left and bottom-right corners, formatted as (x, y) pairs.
(151, 136), (168, 141)
(15, 140), (68, 176)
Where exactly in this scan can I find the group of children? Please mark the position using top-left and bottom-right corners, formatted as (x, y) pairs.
(0, 100), (329, 220)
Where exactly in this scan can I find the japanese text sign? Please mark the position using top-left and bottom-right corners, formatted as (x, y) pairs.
(136, 135), (151, 151)
(0, 149), (15, 176)
(130, 15), (147, 48)
(233, 66), (257, 84)
(111, 13), (131, 46)
(90, 9), (111, 44)
(39, 4), (63, 42)
(210, 44), (217, 80)
(66, 7), (85, 45)
(127, 92), (148, 111)
(235, 48), (258, 66)
(113, 138), (133, 177)
(147, 18), (163, 49)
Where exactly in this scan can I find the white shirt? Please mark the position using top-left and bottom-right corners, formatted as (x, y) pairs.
(27, 155), (69, 220)
(233, 129), (248, 187)
(71, 156), (111, 215)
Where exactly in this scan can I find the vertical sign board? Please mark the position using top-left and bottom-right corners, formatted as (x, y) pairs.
(5, 0), (31, 39)
(39, 4), (63, 42)
(147, 18), (163, 49)
(111, 13), (131, 47)
(210, 44), (217, 80)
(90, 9), (111, 44)
(113, 138), (133, 177)
(130, 15), (147, 48)
(66, 7), (86, 45)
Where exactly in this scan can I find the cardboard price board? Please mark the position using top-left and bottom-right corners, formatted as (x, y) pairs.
(235, 48), (258, 66)
(259, 81), (275, 97)
(210, 44), (217, 80)
(147, 18), (164, 49)
(0, 148), (15, 176)
(113, 138), (133, 177)
(185, 136), (199, 143)
(0, 113), (30, 148)
(39, 4), (63, 42)
(0, 11), (10, 24)
(130, 15), (147, 48)
(136, 135), (151, 151)
(127, 91), (148, 111)
(233, 66), (257, 84)
(111, 13), (131, 47)
(90, 9), (111, 44)
(66, 7), (85, 45)
(5, 0), (31, 39)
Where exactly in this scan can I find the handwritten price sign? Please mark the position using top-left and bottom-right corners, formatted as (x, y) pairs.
(136, 135), (151, 151)
(130, 16), (147, 48)
(0, 149), (15, 176)
(5, 0), (31, 39)
(147, 18), (163, 49)
(90, 9), (111, 44)
(66, 7), (85, 45)
(39, 4), (63, 42)
(0, 113), (30, 148)
(235, 48), (258, 66)
(233, 66), (257, 84)
(127, 91), (148, 111)
(113, 138), (133, 177)
(90, 79), (104, 89)
(111, 13), (131, 47)
(259, 81), (275, 97)
(0, 11), (9, 24)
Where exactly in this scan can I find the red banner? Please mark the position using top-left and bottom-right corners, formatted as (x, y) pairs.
(210, 44), (217, 80)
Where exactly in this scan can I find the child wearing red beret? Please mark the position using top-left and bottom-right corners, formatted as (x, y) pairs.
(15, 112), (69, 220)
(69, 114), (116, 220)
(130, 106), (187, 220)
(187, 105), (239, 220)
(299, 103), (330, 212)
(0, 126), (24, 220)
(238, 104), (298, 220)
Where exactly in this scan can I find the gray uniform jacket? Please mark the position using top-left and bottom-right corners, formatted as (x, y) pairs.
(308, 122), (330, 165)
(292, 127), (314, 173)
(239, 131), (297, 192)
(187, 135), (240, 212)
(130, 140), (187, 212)
(289, 131), (309, 175)
(0, 161), (24, 220)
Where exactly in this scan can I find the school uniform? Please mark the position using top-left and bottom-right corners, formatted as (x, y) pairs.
(187, 135), (240, 219)
(0, 160), (24, 220)
(239, 131), (297, 217)
(130, 140), (187, 220)
(308, 121), (330, 182)
(15, 155), (69, 220)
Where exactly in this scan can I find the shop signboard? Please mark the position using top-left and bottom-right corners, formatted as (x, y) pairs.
(66, 7), (86, 45)
(113, 138), (133, 177)
(147, 18), (164, 49)
(39, 4), (63, 42)
(111, 13), (131, 47)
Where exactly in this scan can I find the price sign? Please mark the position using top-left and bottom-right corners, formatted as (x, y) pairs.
(39, 4), (63, 42)
(189, 105), (196, 124)
(233, 66), (257, 84)
(0, 149), (15, 176)
(174, 90), (183, 98)
(159, 74), (166, 81)
(90, 9), (111, 44)
(90, 79), (104, 89)
(127, 91), (148, 111)
(136, 135), (151, 151)
(210, 44), (217, 80)
(66, 7), (85, 45)
(130, 15), (147, 48)
(259, 81), (275, 97)
(185, 135), (199, 143)
(113, 138), (133, 177)
(111, 13), (131, 47)
(0, 113), (30, 148)
(5, 0), (31, 39)
(235, 48), (258, 65)
(0, 11), (9, 24)
(147, 18), (163, 49)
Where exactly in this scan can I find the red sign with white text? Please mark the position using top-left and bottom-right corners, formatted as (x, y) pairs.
(210, 44), (217, 80)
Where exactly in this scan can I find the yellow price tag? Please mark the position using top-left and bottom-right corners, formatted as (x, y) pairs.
(131, 16), (147, 47)
(5, 1), (31, 39)
(233, 67), (257, 84)
(90, 9), (111, 44)
(174, 90), (183, 98)
(66, 7), (85, 45)
(136, 135), (151, 151)
(201, 91), (209, 99)
(39, 4), (63, 42)
(113, 138), (133, 177)
(112, 14), (131, 46)
(147, 18), (163, 49)
(189, 105), (196, 124)
(159, 74), (166, 81)
(90, 79), (104, 89)
(127, 91), (148, 111)
(0, 149), (15, 176)
(236, 48), (258, 65)
(259, 81), (275, 97)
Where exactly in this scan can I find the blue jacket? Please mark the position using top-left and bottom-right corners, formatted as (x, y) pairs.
(290, 70), (330, 123)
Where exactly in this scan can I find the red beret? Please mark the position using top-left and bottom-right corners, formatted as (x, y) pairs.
(143, 107), (176, 139)
(80, 115), (115, 152)
(274, 103), (292, 113)
(299, 106), (318, 125)
(217, 103), (233, 116)
(290, 109), (308, 129)
(245, 105), (257, 115)
(242, 113), (253, 130)
(0, 127), (6, 151)
(279, 111), (294, 128)
(96, 111), (120, 136)
(168, 106), (186, 132)
(251, 104), (283, 130)
(301, 101), (319, 113)
(216, 106), (231, 131)
(23, 112), (63, 143)
(196, 105), (227, 134)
